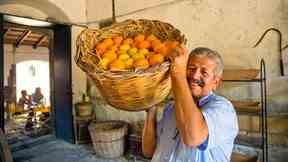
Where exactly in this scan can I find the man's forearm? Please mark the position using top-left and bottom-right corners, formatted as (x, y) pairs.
(171, 75), (208, 147)
(142, 110), (157, 158)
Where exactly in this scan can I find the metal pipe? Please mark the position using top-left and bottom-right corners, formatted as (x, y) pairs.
(254, 28), (284, 76)
(112, 0), (116, 23)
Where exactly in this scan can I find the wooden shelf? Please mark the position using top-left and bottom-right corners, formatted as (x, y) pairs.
(223, 69), (260, 81)
(235, 134), (263, 149)
(231, 152), (258, 162)
(231, 100), (261, 115)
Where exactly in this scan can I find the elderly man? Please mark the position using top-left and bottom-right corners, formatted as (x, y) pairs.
(142, 47), (238, 162)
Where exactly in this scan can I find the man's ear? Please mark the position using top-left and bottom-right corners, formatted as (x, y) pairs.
(213, 76), (222, 90)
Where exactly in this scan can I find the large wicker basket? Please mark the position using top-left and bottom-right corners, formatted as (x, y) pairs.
(75, 19), (186, 111)
(88, 120), (128, 158)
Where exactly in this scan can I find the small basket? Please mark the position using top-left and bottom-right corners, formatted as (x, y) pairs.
(75, 19), (186, 111)
(88, 120), (128, 158)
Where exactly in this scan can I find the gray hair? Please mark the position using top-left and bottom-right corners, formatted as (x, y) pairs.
(189, 47), (224, 76)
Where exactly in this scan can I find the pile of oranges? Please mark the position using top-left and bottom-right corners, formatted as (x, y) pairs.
(95, 34), (180, 71)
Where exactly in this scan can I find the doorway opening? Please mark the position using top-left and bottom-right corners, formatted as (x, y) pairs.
(3, 22), (53, 144)
(1, 14), (74, 146)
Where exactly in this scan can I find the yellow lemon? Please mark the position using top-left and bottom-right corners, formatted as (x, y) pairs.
(132, 53), (145, 60)
(118, 54), (130, 61)
(125, 58), (134, 69)
(98, 58), (110, 70)
(119, 44), (130, 51)
(138, 48), (149, 56)
(128, 47), (138, 56)
(102, 51), (117, 62)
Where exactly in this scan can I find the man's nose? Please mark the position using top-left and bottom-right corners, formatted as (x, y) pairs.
(191, 69), (201, 79)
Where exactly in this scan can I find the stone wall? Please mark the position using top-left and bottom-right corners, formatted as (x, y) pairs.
(1, 0), (288, 161)
(86, 0), (288, 161)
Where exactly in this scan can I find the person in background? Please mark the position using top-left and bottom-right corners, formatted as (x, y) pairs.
(17, 90), (31, 109)
(32, 87), (45, 106)
(142, 47), (239, 162)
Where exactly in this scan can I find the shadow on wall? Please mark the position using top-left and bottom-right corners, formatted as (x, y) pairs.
(0, 0), (70, 23)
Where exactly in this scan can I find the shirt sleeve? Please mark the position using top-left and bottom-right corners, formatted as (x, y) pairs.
(156, 103), (174, 142)
(198, 98), (238, 151)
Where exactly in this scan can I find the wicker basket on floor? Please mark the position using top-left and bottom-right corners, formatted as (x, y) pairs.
(88, 120), (128, 158)
(75, 19), (186, 111)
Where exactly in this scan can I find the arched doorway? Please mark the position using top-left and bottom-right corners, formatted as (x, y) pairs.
(16, 60), (50, 106)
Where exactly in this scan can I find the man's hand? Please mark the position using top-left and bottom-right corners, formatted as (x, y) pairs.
(145, 105), (157, 117)
(168, 47), (189, 77)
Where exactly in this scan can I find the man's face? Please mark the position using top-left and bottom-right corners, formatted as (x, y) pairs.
(22, 91), (27, 96)
(186, 55), (221, 98)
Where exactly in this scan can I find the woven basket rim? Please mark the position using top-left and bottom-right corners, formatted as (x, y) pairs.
(87, 62), (170, 80)
(75, 19), (187, 76)
(88, 120), (128, 133)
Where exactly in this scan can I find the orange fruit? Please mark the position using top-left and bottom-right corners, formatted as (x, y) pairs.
(164, 40), (179, 49)
(137, 40), (151, 49)
(160, 46), (169, 56)
(96, 43), (107, 55)
(108, 45), (118, 52)
(133, 58), (150, 69)
(153, 43), (165, 53)
(148, 53), (164, 65)
(131, 41), (138, 48)
(146, 34), (158, 42)
(134, 34), (145, 43)
(113, 36), (123, 45)
(103, 38), (114, 47)
(109, 59), (126, 71)
(164, 41), (180, 56)
(151, 39), (162, 48)
(102, 51), (117, 62)
(123, 38), (134, 45)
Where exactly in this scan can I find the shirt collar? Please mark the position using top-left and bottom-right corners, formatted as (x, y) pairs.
(197, 91), (213, 107)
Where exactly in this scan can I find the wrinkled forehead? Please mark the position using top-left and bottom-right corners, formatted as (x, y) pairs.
(187, 55), (217, 70)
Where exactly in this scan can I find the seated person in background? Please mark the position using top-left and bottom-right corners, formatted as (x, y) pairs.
(32, 87), (45, 106)
(17, 90), (31, 110)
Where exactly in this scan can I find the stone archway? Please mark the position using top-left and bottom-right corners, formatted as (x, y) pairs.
(0, 0), (70, 23)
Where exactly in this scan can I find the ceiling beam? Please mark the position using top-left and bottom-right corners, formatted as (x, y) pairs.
(4, 22), (52, 37)
(3, 28), (10, 37)
(15, 30), (31, 47)
(33, 35), (46, 49)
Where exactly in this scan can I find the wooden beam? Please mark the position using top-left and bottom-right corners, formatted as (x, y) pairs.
(3, 29), (8, 36)
(3, 28), (11, 38)
(33, 35), (46, 49)
(15, 30), (31, 47)
(4, 22), (52, 36)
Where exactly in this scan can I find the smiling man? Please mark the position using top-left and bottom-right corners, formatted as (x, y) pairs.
(142, 47), (239, 162)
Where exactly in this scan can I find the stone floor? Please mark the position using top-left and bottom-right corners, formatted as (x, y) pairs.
(5, 112), (52, 146)
(11, 135), (147, 162)
(9, 134), (288, 162)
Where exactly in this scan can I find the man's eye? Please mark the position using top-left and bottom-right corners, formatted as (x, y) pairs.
(188, 67), (196, 71)
(202, 71), (209, 76)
